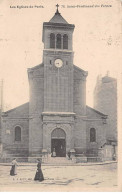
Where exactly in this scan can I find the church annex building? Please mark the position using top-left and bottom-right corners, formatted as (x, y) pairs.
(0, 7), (117, 162)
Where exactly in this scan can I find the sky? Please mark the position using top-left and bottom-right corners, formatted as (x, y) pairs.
(0, 0), (121, 111)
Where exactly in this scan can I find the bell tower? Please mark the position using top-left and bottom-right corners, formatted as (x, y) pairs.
(42, 6), (76, 155)
(42, 5), (75, 112)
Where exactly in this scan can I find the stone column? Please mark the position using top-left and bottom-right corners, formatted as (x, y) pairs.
(61, 34), (63, 49)
(42, 123), (47, 150)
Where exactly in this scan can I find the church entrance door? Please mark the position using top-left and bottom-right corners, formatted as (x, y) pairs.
(51, 128), (66, 157)
(51, 139), (66, 157)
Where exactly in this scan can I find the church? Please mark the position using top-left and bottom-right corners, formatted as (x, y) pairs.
(0, 7), (113, 162)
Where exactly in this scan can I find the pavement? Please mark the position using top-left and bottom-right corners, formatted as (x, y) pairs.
(0, 162), (118, 191)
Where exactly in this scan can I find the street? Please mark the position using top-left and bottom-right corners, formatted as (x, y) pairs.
(0, 163), (118, 191)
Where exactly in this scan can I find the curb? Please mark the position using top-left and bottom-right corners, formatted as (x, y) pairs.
(0, 161), (117, 166)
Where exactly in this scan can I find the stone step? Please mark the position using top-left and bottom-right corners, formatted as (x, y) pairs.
(42, 157), (75, 164)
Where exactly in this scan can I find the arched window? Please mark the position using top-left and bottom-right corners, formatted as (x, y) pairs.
(15, 126), (21, 141)
(50, 33), (55, 48)
(63, 34), (68, 49)
(90, 128), (96, 142)
(56, 34), (61, 49)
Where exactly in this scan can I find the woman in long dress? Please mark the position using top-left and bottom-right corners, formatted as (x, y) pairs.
(10, 158), (18, 176)
(34, 159), (44, 182)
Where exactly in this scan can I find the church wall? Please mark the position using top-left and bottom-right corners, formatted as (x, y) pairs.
(85, 107), (107, 156)
(1, 103), (29, 157)
(73, 66), (87, 116)
(28, 65), (44, 114)
(74, 117), (87, 154)
(29, 77), (44, 114)
(86, 121), (106, 153)
(1, 118), (29, 157)
(28, 117), (43, 156)
(73, 67), (88, 154)
(28, 65), (44, 156)
(74, 78), (86, 115)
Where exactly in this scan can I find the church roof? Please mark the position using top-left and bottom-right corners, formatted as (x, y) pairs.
(28, 63), (43, 71)
(49, 11), (68, 24)
(42, 8), (74, 42)
(2, 103), (107, 119)
(74, 65), (88, 76)
(86, 105), (107, 118)
(2, 102), (29, 117)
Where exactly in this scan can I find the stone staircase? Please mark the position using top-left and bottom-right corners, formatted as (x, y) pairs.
(42, 157), (75, 165)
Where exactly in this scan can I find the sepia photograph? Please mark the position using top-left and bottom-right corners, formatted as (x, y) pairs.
(0, 0), (121, 192)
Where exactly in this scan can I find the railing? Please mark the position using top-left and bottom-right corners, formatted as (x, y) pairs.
(87, 157), (101, 162)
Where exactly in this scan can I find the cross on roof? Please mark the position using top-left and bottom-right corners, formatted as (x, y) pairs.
(56, 4), (59, 9)
(56, 4), (60, 14)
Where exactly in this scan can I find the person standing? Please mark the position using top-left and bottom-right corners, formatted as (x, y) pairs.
(34, 159), (44, 182)
(52, 148), (56, 157)
(10, 158), (18, 176)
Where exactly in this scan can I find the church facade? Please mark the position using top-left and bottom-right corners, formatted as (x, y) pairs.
(0, 9), (111, 162)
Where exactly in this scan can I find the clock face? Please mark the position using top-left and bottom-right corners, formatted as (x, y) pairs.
(54, 59), (63, 68)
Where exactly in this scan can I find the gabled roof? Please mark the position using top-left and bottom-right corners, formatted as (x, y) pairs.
(2, 102), (29, 115)
(28, 63), (43, 72)
(86, 105), (107, 118)
(49, 10), (68, 24)
(74, 65), (88, 75)
(42, 10), (74, 42)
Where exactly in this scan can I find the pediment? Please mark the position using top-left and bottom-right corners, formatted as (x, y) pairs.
(74, 65), (88, 80)
(28, 63), (44, 79)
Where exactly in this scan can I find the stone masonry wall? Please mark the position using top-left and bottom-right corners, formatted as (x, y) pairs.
(1, 103), (29, 157)
(28, 65), (44, 156)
